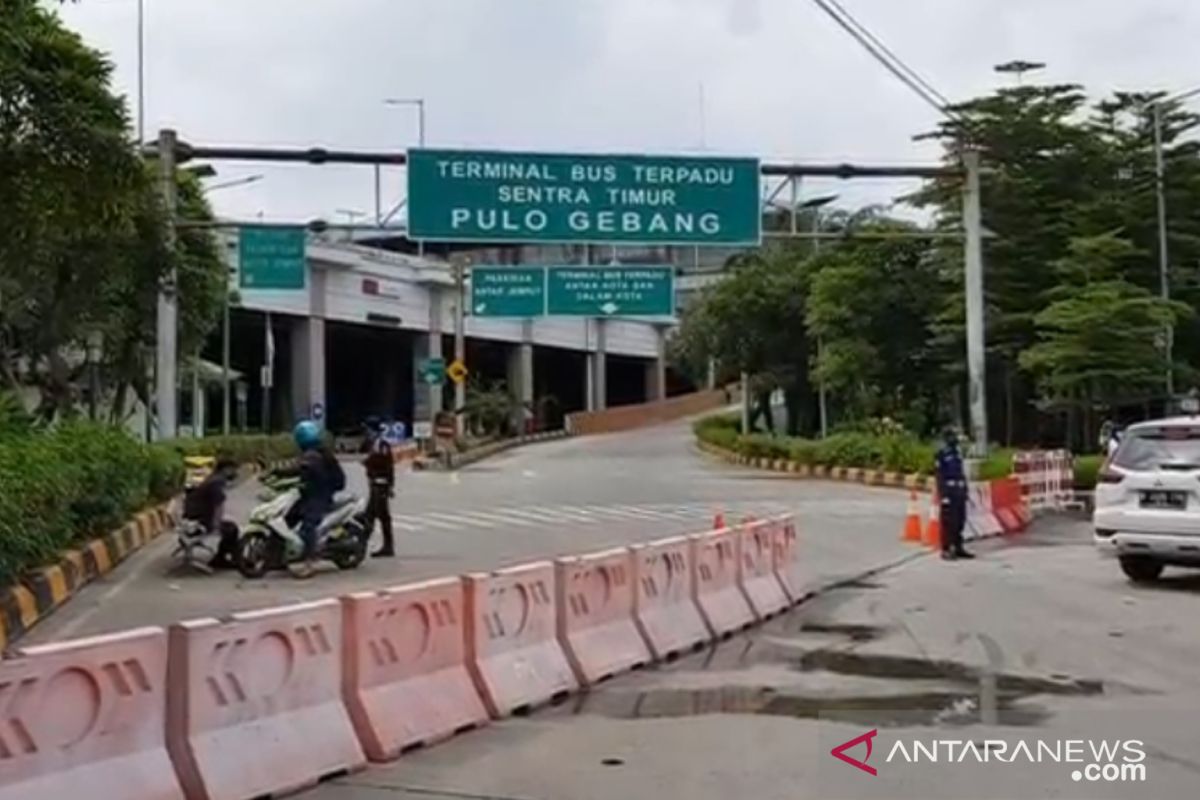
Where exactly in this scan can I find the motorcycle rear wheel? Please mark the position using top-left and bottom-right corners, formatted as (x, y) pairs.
(237, 530), (273, 578)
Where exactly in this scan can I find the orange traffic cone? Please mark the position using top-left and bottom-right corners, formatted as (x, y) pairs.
(923, 492), (942, 549)
(713, 510), (726, 529)
(902, 490), (923, 543)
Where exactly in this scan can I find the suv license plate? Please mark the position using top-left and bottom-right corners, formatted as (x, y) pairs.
(1140, 490), (1187, 510)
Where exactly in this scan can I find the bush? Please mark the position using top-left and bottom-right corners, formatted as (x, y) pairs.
(147, 445), (186, 502)
(815, 432), (884, 468)
(737, 433), (790, 460)
(788, 439), (820, 465)
(1074, 455), (1102, 490)
(166, 434), (297, 466)
(977, 448), (1015, 480)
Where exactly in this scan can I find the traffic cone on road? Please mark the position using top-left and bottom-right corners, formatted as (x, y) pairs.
(902, 490), (923, 543)
(923, 492), (942, 549)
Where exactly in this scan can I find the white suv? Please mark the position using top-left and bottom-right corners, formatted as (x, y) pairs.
(1094, 417), (1200, 582)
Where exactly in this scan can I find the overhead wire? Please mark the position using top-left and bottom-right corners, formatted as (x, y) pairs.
(807, 0), (958, 121)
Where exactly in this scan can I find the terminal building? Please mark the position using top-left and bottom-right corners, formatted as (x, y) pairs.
(197, 234), (727, 437)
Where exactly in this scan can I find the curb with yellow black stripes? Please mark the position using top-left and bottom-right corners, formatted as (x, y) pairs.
(0, 503), (176, 652)
(696, 440), (936, 492)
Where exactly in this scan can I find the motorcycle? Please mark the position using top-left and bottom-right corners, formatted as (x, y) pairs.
(236, 476), (370, 578)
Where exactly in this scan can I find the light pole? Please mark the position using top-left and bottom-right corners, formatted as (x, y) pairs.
(993, 60), (1045, 86)
(383, 98), (427, 253)
(201, 172), (264, 434)
(802, 194), (838, 437)
(137, 0), (145, 144)
(1147, 86), (1200, 400)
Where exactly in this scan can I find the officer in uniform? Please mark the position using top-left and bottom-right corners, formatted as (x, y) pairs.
(934, 427), (974, 560)
(362, 416), (396, 558)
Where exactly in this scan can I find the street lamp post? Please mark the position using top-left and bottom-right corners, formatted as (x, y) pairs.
(802, 194), (838, 437)
(1147, 86), (1200, 401)
(137, 0), (145, 144)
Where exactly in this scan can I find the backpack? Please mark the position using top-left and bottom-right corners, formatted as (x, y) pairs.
(323, 449), (347, 493)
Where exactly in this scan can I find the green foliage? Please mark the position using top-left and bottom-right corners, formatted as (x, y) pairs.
(463, 381), (517, 439)
(1, 2), (225, 423)
(977, 449), (1017, 481)
(166, 434), (297, 466)
(1074, 455), (1102, 490)
(0, 422), (179, 584)
(0, 392), (36, 437)
(694, 416), (937, 476)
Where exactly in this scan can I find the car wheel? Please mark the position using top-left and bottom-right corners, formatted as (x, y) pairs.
(1119, 556), (1164, 584)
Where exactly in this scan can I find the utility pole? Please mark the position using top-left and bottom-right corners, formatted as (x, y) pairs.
(221, 284), (231, 434)
(1153, 103), (1175, 398)
(962, 150), (988, 455)
(154, 129), (178, 440)
(453, 255), (467, 437)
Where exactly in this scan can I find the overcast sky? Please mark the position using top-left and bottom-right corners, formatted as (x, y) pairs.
(58, 0), (1200, 226)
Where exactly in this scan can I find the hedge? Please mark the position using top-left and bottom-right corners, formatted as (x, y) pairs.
(0, 421), (300, 585)
(694, 415), (937, 476)
(0, 422), (185, 585)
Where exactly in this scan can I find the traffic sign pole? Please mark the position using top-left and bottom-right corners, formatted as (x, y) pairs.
(453, 256), (467, 437)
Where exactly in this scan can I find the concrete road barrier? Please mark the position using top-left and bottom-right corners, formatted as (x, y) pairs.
(737, 519), (792, 618)
(0, 627), (181, 800)
(566, 388), (731, 436)
(167, 600), (365, 800)
(555, 548), (651, 685)
(630, 536), (712, 660)
(691, 528), (756, 637)
(772, 517), (800, 602)
(464, 562), (577, 717)
(342, 578), (488, 761)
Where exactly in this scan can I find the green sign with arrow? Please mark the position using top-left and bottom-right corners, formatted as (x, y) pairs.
(547, 267), (674, 317)
(471, 267), (546, 317)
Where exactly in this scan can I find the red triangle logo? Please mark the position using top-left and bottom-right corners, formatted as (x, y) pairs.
(830, 729), (878, 776)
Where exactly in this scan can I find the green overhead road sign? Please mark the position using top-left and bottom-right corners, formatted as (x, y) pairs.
(471, 267), (545, 317)
(407, 149), (760, 245)
(238, 226), (307, 289)
(547, 267), (674, 317)
(418, 357), (446, 385)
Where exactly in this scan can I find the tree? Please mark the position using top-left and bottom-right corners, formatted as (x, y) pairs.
(805, 218), (949, 431)
(1, 1), (225, 423)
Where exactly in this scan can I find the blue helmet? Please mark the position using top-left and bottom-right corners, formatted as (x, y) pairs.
(293, 420), (321, 451)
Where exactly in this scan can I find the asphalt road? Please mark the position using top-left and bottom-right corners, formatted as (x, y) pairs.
(22, 420), (911, 644)
(311, 517), (1200, 800)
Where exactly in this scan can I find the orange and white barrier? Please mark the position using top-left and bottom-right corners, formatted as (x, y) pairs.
(737, 519), (791, 618)
(0, 628), (181, 800)
(1012, 450), (1074, 512)
(966, 484), (1004, 540)
(772, 517), (800, 602)
(464, 562), (577, 717)
(555, 548), (651, 685)
(989, 476), (1030, 533)
(691, 528), (756, 636)
(342, 578), (488, 761)
(630, 536), (712, 660)
(166, 600), (365, 800)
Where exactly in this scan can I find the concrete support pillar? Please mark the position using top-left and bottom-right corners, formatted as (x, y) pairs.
(413, 287), (444, 433)
(508, 320), (535, 433)
(591, 319), (608, 412)
(645, 325), (667, 402)
(290, 316), (326, 424)
(290, 267), (327, 426)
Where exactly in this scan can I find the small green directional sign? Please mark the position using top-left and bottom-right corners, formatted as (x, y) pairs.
(418, 357), (446, 385)
(471, 267), (546, 317)
(238, 226), (307, 289)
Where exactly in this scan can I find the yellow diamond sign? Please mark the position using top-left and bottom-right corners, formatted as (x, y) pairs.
(447, 359), (469, 385)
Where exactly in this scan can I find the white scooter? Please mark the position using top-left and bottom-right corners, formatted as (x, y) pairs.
(236, 476), (370, 578)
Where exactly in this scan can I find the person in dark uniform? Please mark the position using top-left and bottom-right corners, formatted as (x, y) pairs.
(934, 427), (975, 561)
(181, 458), (240, 569)
(362, 416), (395, 558)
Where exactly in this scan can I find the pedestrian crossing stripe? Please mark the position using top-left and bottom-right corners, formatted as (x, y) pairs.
(390, 502), (790, 534)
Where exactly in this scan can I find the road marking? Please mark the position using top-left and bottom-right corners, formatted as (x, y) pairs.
(579, 505), (654, 520)
(491, 507), (563, 524)
(390, 518), (422, 532)
(463, 509), (550, 526)
(423, 512), (495, 529)
(406, 516), (460, 531)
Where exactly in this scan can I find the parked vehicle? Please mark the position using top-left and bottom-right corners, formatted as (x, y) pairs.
(1094, 417), (1200, 583)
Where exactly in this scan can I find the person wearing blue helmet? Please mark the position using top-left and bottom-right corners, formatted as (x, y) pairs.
(274, 419), (346, 578)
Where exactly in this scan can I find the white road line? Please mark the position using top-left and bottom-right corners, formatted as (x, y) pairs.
(580, 505), (657, 520)
(453, 509), (541, 526)
(490, 507), (561, 525)
(423, 511), (495, 529)
(390, 519), (422, 532)
(508, 507), (590, 523)
(406, 515), (461, 531)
